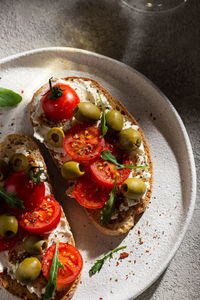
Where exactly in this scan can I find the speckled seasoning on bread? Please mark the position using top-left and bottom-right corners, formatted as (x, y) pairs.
(0, 134), (81, 300)
(30, 77), (153, 236)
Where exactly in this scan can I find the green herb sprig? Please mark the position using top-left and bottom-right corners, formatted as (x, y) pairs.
(42, 77), (64, 100)
(0, 186), (24, 209)
(101, 150), (149, 170)
(44, 242), (64, 300)
(101, 176), (118, 225)
(0, 87), (22, 107)
(89, 245), (127, 276)
(26, 166), (48, 185)
(99, 93), (108, 138)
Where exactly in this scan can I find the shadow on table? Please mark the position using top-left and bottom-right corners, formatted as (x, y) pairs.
(135, 270), (166, 300)
(126, 0), (200, 123)
(68, 0), (130, 60)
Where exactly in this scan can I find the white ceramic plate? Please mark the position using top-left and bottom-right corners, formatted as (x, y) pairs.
(0, 48), (196, 300)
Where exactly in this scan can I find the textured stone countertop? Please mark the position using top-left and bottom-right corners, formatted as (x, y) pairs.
(0, 0), (199, 299)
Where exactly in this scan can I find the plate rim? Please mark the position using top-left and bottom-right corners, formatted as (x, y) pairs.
(0, 46), (197, 299)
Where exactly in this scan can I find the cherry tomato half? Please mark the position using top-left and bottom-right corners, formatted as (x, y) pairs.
(73, 174), (110, 209)
(19, 195), (61, 234)
(42, 243), (83, 286)
(89, 141), (131, 188)
(5, 171), (45, 213)
(63, 124), (105, 162)
(42, 84), (80, 120)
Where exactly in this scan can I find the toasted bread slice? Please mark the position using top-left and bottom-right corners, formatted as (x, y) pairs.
(30, 77), (153, 236)
(0, 134), (80, 300)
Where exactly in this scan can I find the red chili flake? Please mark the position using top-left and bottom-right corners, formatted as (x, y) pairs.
(119, 252), (129, 259)
(116, 262), (119, 266)
(146, 250), (149, 253)
(99, 298), (103, 300)
(126, 275), (128, 280)
(134, 260), (136, 264)
(80, 281), (82, 284)
(138, 229), (141, 235)
(139, 241), (144, 245)
(21, 90), (24, 94)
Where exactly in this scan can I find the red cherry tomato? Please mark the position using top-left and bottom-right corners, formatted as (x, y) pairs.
(89, 141), (131, 188)
(63, 124), (105, 162)
(42, 84), (80, 120)
(0, 228), (26, 252)
(19, 195), (61, 234)
(5, 171), (45, 213)
(42, 242), (83, 286)
(73, 174), (110, 209)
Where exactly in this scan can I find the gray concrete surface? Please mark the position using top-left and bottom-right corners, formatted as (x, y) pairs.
(0, 0), (199, 299)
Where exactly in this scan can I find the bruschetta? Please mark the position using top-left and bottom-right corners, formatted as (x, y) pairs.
(30, 77), (153, 236)
(0, 134), (82, 300)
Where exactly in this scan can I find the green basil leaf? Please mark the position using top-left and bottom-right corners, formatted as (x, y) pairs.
(0, 87), (22, 107)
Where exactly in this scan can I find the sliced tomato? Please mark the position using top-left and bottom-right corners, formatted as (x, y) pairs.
(0, 228), (26, 252)
(5, 171), (45, 213)
(73, 174), (110, 209)
(19, 195), (61, 234)
(63, 124), (105, 162)
(89, 141), (131, 188)
(42, 243), (83, 286)
(42, 84), (80, 120)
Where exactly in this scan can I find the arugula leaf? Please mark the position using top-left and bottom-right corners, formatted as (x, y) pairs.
(0, 87), (22, 107)
(89, 245), (127, 276)
(99, 93), (108, 138)
(101, 176), (118, 225)
(44, 242), (64, 300)
(26, 166), (49, 185)
(0, 186), (24, 209)
(101, 150), (149, 170)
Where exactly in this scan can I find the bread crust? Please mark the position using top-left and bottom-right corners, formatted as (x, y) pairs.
(30, 77), (153, 236)
(0, 134), (80, 300)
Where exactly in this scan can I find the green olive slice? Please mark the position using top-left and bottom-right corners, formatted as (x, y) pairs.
(61, 161), (85, 180)
(9, 153), (29, 172)
(119, 128), (142, 152)
(0, 214), (18, 238)
(106, 110), (123, 131)
(23, 235), (48, 255)
(73, 102), (100, 123)
(16, 257), (41, 284)
(0, 159), (9, 181)
(46, 127), (64, 147)
(121, 178), (146, 200)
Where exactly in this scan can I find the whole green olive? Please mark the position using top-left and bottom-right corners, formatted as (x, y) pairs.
(46, 127), (64, 148)
(0, 159), (9, 181)
(9, 153), (29, 172)
(23, 235), (48, 255)
(0, 214), (18, 238)
(61, 161), (85, 180)
(119, 128), (142, 152)
(73, 102), (100, 123)
(105, 110), (123, 131)
(121, 178), (146, 200)
(16, 257), (41, 284)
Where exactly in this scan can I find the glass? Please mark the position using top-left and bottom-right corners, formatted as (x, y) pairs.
(121, 0), (188, 12)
